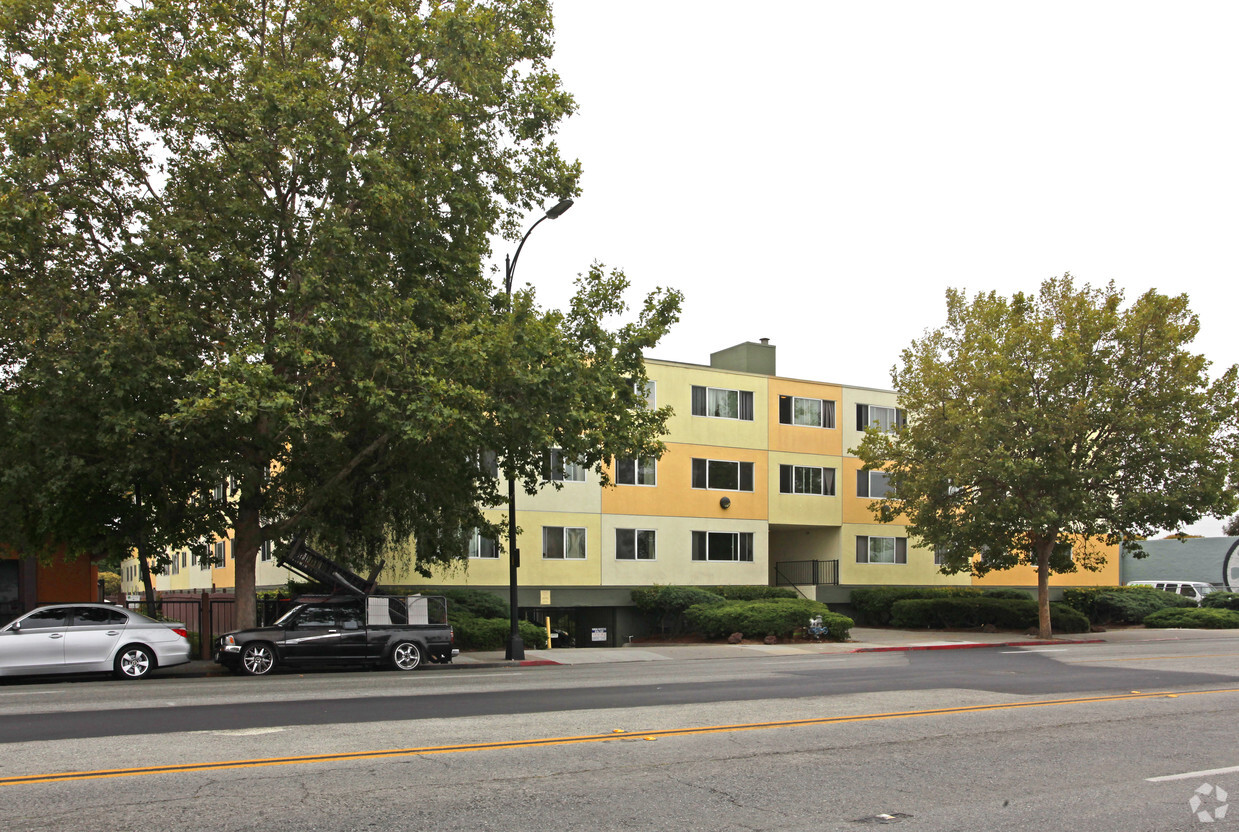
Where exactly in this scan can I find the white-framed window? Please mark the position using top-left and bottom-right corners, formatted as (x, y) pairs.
(616, 457), (657, 486)
(691, 385), (755, 421)
(856, 535), (907, 564)
(260, 540), (273, 562)
(636, 380), (656, 409)
(615, 528), (656, 560)
(691, 458), (754, 492)
(468, 531), (498, 559)
(934, 545), (946, 566)
(856, 403), (905, 432)
(691, 531), (755, 562)
(779, 395), (835, 428)
(543, 526), (586, 559)
(546, 449), (586, 483)
(856, 470), (892, 498)
(779, 465), (836, 495)
(213, 540), (227, 567)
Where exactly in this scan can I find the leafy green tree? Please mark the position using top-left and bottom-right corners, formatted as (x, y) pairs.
(0, 0), (679, 627)
(855, 276), (1239, 638)
(1223, 514), (1239, 536)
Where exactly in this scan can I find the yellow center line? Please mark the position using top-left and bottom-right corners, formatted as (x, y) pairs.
(4, 687), (1238, 787)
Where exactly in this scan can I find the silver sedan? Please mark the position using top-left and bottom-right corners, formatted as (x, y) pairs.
(0, 603), (192, 680)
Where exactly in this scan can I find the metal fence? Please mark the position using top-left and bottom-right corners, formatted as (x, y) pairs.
(774, 559), (839, 587)
(122, 594), (294, 659)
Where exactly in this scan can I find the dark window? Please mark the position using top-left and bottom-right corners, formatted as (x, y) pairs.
(691, 386), (755, 421)
(615, 529), (656, 560)
(691, 458), (754, 491)
(856, 470), (891, 498)
(616, 458), (656, 486)
(691, 531), (755, 562)
(298, 606), (337, 627)
(70, 607), (128, 626)
(855, 536), (908, 564)
(21, 608), (70, 628)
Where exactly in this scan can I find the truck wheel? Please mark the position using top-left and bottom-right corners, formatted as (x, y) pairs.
(240, 642), (277, 676)
(391, 641), (422, 671)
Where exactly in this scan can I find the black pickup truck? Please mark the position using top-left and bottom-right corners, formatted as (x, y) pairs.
(214, 594), (455, 676)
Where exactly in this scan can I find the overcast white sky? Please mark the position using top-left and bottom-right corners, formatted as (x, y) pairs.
(494, 1), (1239, 534)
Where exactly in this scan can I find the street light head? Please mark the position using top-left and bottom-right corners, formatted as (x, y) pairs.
(545, 198), (574, 219)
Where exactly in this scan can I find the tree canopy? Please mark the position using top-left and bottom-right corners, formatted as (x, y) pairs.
(855, 276), (1239, 637)
(0, 0), (680, 625)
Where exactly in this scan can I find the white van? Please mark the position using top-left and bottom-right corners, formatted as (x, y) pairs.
(1125, 580), (1218, 605)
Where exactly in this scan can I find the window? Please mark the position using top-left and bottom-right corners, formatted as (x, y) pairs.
(691, 458), (755, 491)
(546, 449), (586, 483)
(468, 531), (498, 559)
(616, 457), (657, 486)
(779, 396), (835, 428)
(691, 531), (755, 562)
(637, 380), (656, 409)
(70, 607), (127, 626)
(615, 529), (656, 560)
(260, 540), (273, 562)
(934, 545), (946, 566)
(213, 540), (227, 567)
(691, 385), (754, 421)
(856, 535), (908, 564)
(543, 526), (586, 559)
(856, 403), (906, 432)
(856, 470), (892, 498)
(779, 465), (836, 495)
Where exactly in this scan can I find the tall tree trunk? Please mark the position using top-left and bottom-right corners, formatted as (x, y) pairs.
(135, 483), (157, 617)
(233, 498), (262, 629)
(1034, 538), (1054, 640)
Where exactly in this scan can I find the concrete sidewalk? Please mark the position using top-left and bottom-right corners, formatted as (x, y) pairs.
(451, 625), (1233, 667)
(167, 626), (1233, 677)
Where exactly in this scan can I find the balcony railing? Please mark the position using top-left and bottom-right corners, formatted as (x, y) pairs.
(774, 559), (839, 586)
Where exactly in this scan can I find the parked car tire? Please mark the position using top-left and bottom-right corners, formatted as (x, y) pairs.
(114, 645), (155, 680)
(239, 642), (277, 676)
(391, 640), (422, 671)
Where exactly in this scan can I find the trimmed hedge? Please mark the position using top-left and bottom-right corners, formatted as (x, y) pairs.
(889, 597), (1091, 634)
(1201, 591), (1239, 611)
(1144, 607), (1239, 629)
(708, 586), (799, 601)
(450, 613), (548, 650)
(849, 586), (982, 626)
(685, 598), (853, 641)
(1061, 586), (1197, 624)
(631, 585), (726, 635)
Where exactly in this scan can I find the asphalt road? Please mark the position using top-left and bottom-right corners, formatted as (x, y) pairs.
(3, 634), (1239, 831)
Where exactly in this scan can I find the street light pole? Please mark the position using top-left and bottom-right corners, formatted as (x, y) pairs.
(503, 198), (574, 661)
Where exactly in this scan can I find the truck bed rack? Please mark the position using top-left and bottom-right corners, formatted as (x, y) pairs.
(278, 538), (385, 597)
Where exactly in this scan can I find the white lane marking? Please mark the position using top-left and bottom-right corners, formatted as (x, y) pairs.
(1148, 765), (1239, 782)
(193, 727), (287, 736)
(0, 690), (65, 697)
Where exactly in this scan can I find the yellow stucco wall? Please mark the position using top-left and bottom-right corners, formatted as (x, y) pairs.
(839, 524), (970, 586)
(972, 538), (1121, 587)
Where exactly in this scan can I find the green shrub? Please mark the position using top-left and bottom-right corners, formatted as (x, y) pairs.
(1143, 607), (1239, 629)
(889, 597), (1090, 634)
(1201, 591), (1239, 611)
(1062, 586), (1195, 624)
(981, 588), (1033, 600)
(449, 613), (547, 650)
(433, 587), (510, 619)
(685, 598), (853, 641)
(631, 585), (726, 635)
(709, 586), (799, 601)
(849, 586), (981, 626)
